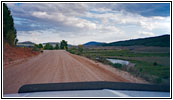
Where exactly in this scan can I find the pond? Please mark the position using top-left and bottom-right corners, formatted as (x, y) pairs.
(106, 58), (129, 65)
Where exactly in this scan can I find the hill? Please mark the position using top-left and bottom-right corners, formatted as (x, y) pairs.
(102, 35), (170, 47)
(42, 42), (59, 47)
(18, 41), (35, 44)
(83, 41), (105, 46)
(17, 41), (35, 47)
(42, 42), (59, 45)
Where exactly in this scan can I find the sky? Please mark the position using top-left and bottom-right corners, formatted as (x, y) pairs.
(6, 3), (171, 45)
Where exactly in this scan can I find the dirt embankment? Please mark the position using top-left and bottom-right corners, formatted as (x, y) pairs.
(3, 43), (40, 66)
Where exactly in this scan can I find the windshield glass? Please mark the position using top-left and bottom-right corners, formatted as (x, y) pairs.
(3, 2), (170, 97)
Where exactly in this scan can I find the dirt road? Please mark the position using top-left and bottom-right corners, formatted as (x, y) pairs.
(3, 50), (147, 94)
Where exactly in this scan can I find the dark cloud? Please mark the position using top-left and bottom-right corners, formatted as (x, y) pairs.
(87, 3), (170, 17)
(113, 3), (170, 17)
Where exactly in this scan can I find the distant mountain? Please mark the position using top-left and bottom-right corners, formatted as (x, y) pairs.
(17, 41), (35, 47)
(18, 41), (35, 45)
(42, 42), (59, 45)
(83, 41), (105, 46)
(102, 35), (170, 47)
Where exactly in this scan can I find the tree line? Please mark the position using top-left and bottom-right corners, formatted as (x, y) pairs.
(34, 40), (68, 50)
(3, 4), (68, 51)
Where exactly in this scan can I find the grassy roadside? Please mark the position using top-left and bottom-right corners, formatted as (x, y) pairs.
(67, 48), (170, 85)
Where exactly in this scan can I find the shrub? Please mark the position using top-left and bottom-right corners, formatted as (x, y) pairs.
(32, 46), (40, 51)
(112, 63), (122, 68)
(78, 45), (83, 53)
(54, 43), (59, 49)
(38, 44), (43, 49)
(44, 43), (53, 50)
(153, 62), (157, 66)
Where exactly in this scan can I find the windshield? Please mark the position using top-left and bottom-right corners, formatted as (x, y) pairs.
(3, 2), (171, 98)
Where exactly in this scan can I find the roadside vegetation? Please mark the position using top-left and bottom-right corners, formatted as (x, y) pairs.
(68, 46), (170, 85)
(33, 40), (68, 51)
(3, 3), (18, 46)
(3, 2), (170, 85)
(3, 3), (40, 65)
(3, 3), (68, 52)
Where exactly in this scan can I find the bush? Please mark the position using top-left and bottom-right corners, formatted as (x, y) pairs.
(153, 62), (157, 66)
(32, 46), (40, 51)
(67, 49), (75, 54)
(112, 63), (122, 68)
(78, 45), (83, 53)
(32, 44), (43, 52)
(38, 44), (43, 49)
(44, 43), (53, 50)
(54, 43), (59, 50)
(95, 57), (111, 65)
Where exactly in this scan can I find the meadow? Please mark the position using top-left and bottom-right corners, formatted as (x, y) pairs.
(68, 46), (170, 85)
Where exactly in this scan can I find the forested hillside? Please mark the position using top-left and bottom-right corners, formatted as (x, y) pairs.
(102, 35), (170, 47)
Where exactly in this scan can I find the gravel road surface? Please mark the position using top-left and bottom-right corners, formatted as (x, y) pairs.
(3, 50), (147, 94)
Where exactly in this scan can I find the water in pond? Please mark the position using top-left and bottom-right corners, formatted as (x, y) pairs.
(106, 58), (129, 65)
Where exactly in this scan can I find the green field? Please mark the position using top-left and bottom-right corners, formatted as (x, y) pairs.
(68, 46), (170, 85)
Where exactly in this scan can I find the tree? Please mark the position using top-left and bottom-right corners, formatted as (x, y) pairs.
(6, 30), (15, 45)
(3, 3), (17, 45)
(38, 44), (43, 49)
(54, 43), (59, 50)
(33, 44), (40, 51)
(60, 40), (68, 50)
(44, 43), (53, 50)
(34, 44), (39, 48)
(14, 39), (18, 45)
(78, 45), (83, 53)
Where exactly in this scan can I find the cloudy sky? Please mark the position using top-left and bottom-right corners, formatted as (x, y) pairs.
(6, 3), (170, 45)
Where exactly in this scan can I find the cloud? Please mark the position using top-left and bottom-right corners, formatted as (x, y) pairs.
(110, 3), (170, 17)
(138, 31), (154, 36)
(6, 3), (171, 45)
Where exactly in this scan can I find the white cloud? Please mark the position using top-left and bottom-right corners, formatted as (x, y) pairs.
(32, 10), (97, 31)
(138, 31), (154, 36)
(7, 3), (171, 45)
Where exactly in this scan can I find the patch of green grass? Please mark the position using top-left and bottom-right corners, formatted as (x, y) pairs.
(83, 49), (170, 57)
(112, 63), (123, 68)
(68, 48), (170, 85)
(112, 56), (170, 67)
(130, 60), (170, 84)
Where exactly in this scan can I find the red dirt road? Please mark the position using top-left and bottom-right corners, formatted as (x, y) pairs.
(3, 50), (147, 94)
